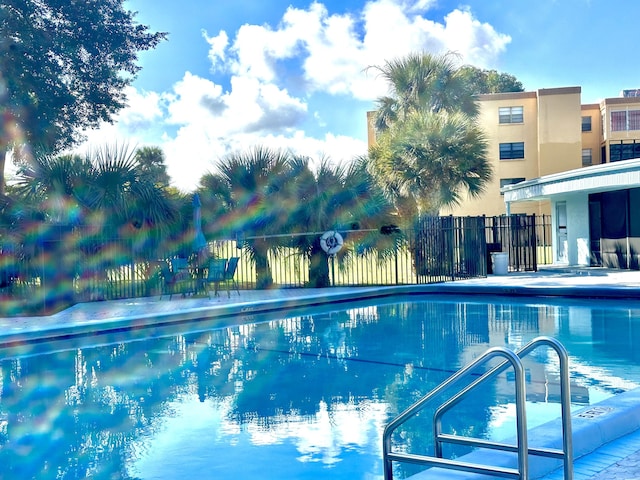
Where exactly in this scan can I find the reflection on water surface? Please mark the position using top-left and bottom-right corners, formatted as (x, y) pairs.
(1, 295), (639, 479)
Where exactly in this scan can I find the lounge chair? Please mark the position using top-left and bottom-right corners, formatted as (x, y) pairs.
(206, 257), (240, 298)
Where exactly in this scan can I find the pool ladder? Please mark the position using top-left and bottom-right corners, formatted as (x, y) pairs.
(382, 336), (573, 480)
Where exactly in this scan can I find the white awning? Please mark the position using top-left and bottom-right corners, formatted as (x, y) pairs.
(502, 158), (640, 203)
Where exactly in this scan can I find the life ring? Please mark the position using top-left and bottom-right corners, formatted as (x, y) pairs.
(320, 230), (343, 255)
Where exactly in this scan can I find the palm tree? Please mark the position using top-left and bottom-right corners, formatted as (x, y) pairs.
(369, 109), (492, 276)
(135, 146), (171, 187)
(16, 144), (177, 233)
(369, 109), (491, 216)
(368, 52), (493, 278)
(368, 51), (491, 217)
(286, 155), (397, 287)
(14, 144), (178, 302)
(369, 51), (478, 133)
(197, 173), (235, 240)
(205, 146), (294, 289)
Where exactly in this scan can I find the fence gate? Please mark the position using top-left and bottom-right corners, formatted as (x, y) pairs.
(414, 216), (487, 281)
(485, 215), (538, 272)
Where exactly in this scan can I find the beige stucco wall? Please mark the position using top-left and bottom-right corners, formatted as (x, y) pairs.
(446, 91), (542, 217)
(600, 97), (640, 163)
(448, 88), (583, 217)
(581, 103), (602, 165)
(536, 87), (582, 176)
(366, 111), (376, 148)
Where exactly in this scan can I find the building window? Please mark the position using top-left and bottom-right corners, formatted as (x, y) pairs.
(499, 178), (526, 194)
(581, 116), (592, 132)
(609, 142), (640, 162)
(499, 106), (523, 124)
(499, 142), (525, 160)
(611, 110), (640, 131)
(611, 111), (626, 131)
(582, 148), (592, 166)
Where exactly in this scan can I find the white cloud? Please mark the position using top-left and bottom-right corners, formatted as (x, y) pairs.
(163, 128), (367, 191)
(77, 0), (511, 192)
(358, 1), (511, 97)
(440, 8), (512, 67)
(78, 87), (165, 150)
(165, 72), (226, 125)
(120, 87), (164, 124)
(225, 76), (307, 134)
(207, 0), (511, 100)
(405, 0), (438, 12)
(203, 30), (228, 67)
(161, 124), (220, 190)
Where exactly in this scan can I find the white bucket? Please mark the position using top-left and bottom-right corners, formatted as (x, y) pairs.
(491, 252), (509, 275)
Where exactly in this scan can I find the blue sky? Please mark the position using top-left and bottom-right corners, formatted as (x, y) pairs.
(79, 0), (640, 191)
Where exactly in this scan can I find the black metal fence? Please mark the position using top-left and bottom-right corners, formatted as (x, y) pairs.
(0, 215), (552, 315)
(484, 214), (552, 272)
(414, 216), (488, 281)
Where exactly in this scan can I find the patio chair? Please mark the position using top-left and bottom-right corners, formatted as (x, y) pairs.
(206, 257), (240, 298)
(159, 258), (195, 300)
(224, 257), (240, 296)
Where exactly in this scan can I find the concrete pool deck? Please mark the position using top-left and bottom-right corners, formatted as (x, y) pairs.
(1, 266), (640, 479)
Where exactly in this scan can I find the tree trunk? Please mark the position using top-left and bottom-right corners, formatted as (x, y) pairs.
(0, 148), (7, 196)
(309, 242), (331, 287)
(254, 253), (273, 289)
(252, 239), (273, 289)
(38, 225), (78, 312)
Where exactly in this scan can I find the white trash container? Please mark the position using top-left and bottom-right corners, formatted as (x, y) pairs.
(491, 252), (509, 275)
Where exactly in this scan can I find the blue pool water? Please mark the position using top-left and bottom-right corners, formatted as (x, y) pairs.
(2, 294), (640, 479)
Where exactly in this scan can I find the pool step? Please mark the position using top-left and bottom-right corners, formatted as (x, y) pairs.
(405, 387), (640, 479)
(383, 337), (573, 480)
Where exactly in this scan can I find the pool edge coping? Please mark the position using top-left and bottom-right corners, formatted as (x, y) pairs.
(2, 281), (640, 347)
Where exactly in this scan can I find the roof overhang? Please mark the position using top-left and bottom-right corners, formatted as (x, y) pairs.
(503, 158), (640, 203)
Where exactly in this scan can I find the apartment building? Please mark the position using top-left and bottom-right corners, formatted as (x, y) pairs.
(449, 87), (640, 216)
(483, 87), (640, 267)
(367, 87), (640, 267)
(368, 86), (640, 217)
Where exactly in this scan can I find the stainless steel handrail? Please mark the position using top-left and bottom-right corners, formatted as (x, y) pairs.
(382, 346), (529, 479)
(382, 336), (573, 480)
(433, 336), (572, 480)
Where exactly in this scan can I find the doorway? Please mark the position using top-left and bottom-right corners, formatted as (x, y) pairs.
(556, 202), (568, 263)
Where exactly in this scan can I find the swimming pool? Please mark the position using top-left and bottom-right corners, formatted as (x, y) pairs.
(1, 293), (640, 479)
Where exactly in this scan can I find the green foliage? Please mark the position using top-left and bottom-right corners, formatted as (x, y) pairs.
(370, 110), (492, 214)
(286, 155), (399, 287)
(457, 65), (524, 94)
(200, 147), (398, 288)
(213, 146), (293, 236)
(0, 0), (166, 192)
(286, 155), (396, 248)
(0, 144), (179, 308)
(10, 143), (181, 274)
(197, 173), (234, 238)
(369, 51), (479, 132)
(15, 144), (176, 231)
(368, 51), (495, 216)
(202, 146), (294, 288)
(135, 146), (171, 187)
